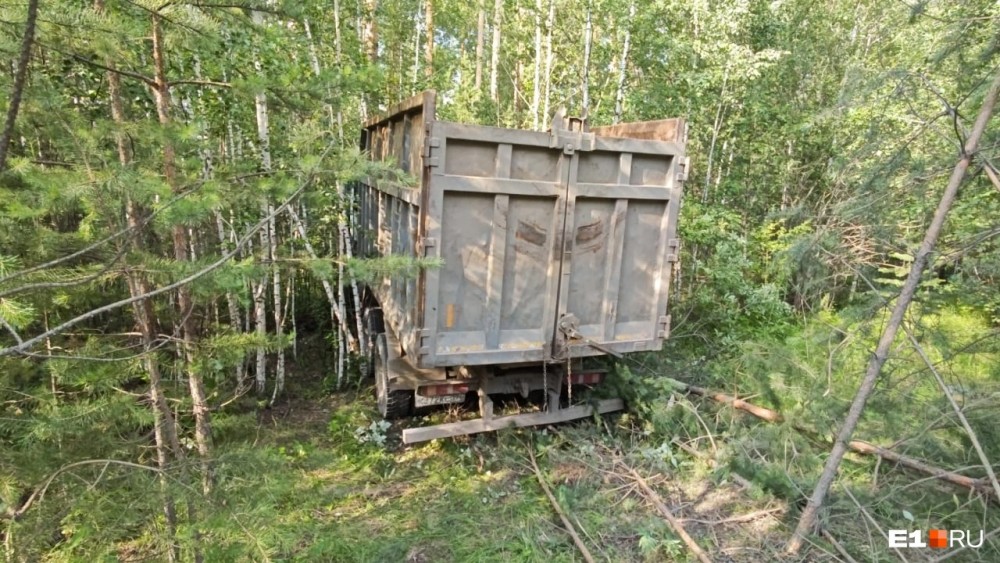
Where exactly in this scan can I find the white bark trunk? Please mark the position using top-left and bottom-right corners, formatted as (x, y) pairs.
(285, 205), (356, 345)
(703, 66), (729, 203)
(337, 236), (349, 388)
(613, 1), (635, 124)
(532, 0), (542, 129)
(475, 2), (485, 91)
(252, 10), (274, 395)
(541, 0), (554, 129)
(582, 4), (592, 116)
(269, 202), (284, 404)
(424, 0), (434, 78)
(489, 0), (502, 102)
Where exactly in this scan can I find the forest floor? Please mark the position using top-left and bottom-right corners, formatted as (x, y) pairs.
(206, 362), (825, 562)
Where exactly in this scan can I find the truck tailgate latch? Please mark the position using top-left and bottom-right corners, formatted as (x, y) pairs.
(557, 313), (623, 358)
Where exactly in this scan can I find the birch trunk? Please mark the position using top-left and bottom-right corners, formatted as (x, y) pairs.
(268, 200), (284, 404)
(251, 13), (270, 394)
(489, 0), (503, 102)
(581, 4), (592, 116)
(424, 0), (434, 78)
(303, 18), (336, 128)
(338, 237), (348, 388)
(215, 212), (247, 391)
(531, 0), (542, 129)
(541, 0), (554, 129)
(786, 67), (1000, 554)
(332, 0), (346, 138)
(285, 207), (355, 345)
(475, 2), (486, 91)
(703, 67), (729, 203)
(613, 1), (636, 124)
(363, 0), (379, 62)
(251, 11), (285, 402)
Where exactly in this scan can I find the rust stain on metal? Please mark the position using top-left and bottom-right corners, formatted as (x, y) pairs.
(575, 221), (604, 245)
(445, 303), (455, 328)
(516, 220), (547, 246)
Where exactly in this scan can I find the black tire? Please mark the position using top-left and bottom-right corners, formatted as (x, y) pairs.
(374, 333), (412, 419)
(363, 308), (384, 379)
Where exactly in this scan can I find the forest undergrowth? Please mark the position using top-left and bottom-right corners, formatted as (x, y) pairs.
(11, 299), (997, 563)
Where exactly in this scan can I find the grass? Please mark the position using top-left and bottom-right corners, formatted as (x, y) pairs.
(26, 299), (999, 562)
(191, 379), (796, 562)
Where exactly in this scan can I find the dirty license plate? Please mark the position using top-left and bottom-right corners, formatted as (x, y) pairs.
(414, 393), (466, 408)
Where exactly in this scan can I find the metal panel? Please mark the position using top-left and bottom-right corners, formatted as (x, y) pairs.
(423, 122), (567, 366)
(354, 91), (435, 360)
(353, 90), (686, 371)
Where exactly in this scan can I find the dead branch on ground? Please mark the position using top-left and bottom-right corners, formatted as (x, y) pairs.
(616, 461), (714, 563)
(528, 447), (596, 563)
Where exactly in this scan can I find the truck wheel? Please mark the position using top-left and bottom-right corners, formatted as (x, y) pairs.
(374, 333), (412, 419)
(363, 308), (384, 379)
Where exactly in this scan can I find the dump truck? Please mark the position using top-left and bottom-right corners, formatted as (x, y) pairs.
(351, 91), (688, 444)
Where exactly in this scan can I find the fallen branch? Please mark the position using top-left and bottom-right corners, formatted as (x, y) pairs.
(904, 327), (1000, 501)
(618, 462), (714, 563)
(664, 377), (783, 423)
(679, 507), (784, 526)
(2, 459), (160, 522)
(528, 448), (596, 563)
(669, 377), (998, 500)
(670, 438), (754, 490)
(845, 440), (994, 497)
(821, 528), (859, 563)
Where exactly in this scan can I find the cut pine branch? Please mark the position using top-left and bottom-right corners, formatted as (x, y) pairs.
(618, 462), (714, 563)
(668, 376), (1000, 500)
(529, 448), (596, 563)
(786, 66), (1000, 554)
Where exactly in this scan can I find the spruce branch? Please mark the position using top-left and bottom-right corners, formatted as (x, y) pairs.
(0, 148), (332, 358)
(0, 244), (130, 300)
(0, 180), (206, 288)
(168, 79), (232, 88)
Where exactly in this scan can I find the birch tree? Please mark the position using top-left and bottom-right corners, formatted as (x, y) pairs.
(424, 0), (434, 78)
(489, 0), (503, 102)
(475, 1), (486, 91)
(613, 0), (635, 124)
(581, 2), (592, 116)
(531, 0), (542, 129)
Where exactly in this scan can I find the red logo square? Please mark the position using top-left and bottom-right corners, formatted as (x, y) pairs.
(929, 529), (948, 549)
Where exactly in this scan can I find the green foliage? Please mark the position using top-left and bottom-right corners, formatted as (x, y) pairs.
(2, 0), (1000, 559)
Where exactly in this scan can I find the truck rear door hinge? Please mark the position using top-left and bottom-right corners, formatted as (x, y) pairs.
(666, 238), (679, 263)
(420, 237), (437, 256)
(658, 315), (672, 339)
(676, 156), (690, 183)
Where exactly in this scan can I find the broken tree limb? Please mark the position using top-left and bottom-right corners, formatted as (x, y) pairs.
(528, 448), (596, 563)
(786, 66), (1000, 555)
(845, 440), (994, 497)
(904, 326), (1000, 501)
(678, 381), (784, 423)
(821, 528), (860, 563)
(670, 378), (999, 500)
(618, 463), (714, 563)
(680, 507), (784, 526)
